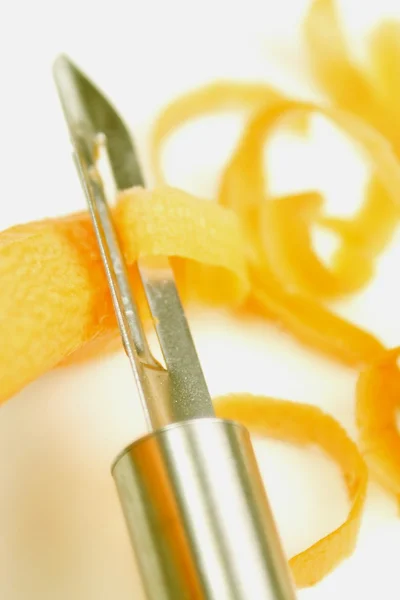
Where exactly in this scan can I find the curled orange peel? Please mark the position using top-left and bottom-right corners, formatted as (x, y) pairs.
(151, 81), (285, 185)
(356, 349), (400, 498)
(367, 20), (400, 137)
(152, 92), (397, 364)
(304, 0), (386, 130)
(215, 395), (368, 587)
(302, 0), (400, 278)
(303, 0), (400, 269)
(219, 98), (400, 293)
(149, 0), (400, 368)
(304, 0), (400, 151)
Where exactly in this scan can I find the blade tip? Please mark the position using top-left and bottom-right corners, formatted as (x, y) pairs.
(52, 53), (75, 79)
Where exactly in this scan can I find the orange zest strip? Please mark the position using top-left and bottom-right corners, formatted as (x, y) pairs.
(302, 0), (400, 276)
(219, 98), (400, 297)
(246, 278), (384, 367)
(257, 191), (374, 297)
(356, 348), (400, 497)
(215, 394), (368, 587)
(367, 21), (400, 137)
(151, 81), (285, 185)
(0, 186), (248, 403)
(303, 0), (392, 139)
(305, 0), (400, 154)
(320, 175), (399, 261)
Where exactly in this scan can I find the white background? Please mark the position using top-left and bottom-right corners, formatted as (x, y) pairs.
(1, 0), (400, 598)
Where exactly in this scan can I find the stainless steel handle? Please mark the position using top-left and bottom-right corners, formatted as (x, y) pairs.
(112, 418), (297, 600)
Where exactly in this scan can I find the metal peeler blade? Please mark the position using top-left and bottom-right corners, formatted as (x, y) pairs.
(53, 54), (214, 430)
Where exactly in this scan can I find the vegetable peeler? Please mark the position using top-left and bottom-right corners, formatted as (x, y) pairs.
(53, 55), (297, 600)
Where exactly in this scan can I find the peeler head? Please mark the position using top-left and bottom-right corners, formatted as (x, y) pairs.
(52, 53), (214, 428)
(53, 54), (144, 191)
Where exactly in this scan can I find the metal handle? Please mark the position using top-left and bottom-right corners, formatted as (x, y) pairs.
(112, 418), (297, 600)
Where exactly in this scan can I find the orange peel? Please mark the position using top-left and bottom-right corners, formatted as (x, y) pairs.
(152, 91), (399, 364)
(215, 395), (368, 587)
(356, 348), (400, 497)
(0, 186), (248, 403)
(304, 0), (400, 151)
(221, 99), (400, 296)
(151, 81), (285, 184)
